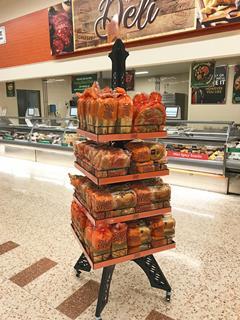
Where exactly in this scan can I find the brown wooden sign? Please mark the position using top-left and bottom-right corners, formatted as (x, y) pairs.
(49, 0), (240, 56)
(72, 0), (196, 51)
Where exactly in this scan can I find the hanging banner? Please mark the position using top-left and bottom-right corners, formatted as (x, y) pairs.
(48, 1), (240, 56)
(232, 65), (240, 104)
(191, 65), (228, 104)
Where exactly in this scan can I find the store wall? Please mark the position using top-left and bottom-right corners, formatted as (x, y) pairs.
(47, 76), (72, 117)
(188, 64), (240, 122)
(160, 73), (189, 96)
(0, 0), (59, 23)
(0, 80), (44, 117)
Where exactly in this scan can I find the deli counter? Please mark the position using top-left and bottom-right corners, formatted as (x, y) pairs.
(0, 117), (239, 194)
(0, 116), (79, 166)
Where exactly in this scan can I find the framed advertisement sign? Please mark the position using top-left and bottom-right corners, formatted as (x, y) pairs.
(191, 61), (216, 88)
(125, 70), (135, 91)
(6, 82), (15, 97)
(72, 74), (97, 93)
(191, 65), (228, 104)
(232, 65), (240, 104)
(48, 1), (240, 56)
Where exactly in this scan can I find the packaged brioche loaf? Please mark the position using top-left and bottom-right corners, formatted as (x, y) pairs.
(91, 224), (113, 262)
(87, 82), (100, 132)
(131, 179), (170, 205)
(76, 93), (85, 130)
(111, 223), (128, 258)
(126, 140), (166, 163)
(131, 161), (155, 173)
(133, 92), (166, 133)
(114, 87), (134, 133)
(127, 220), (151, 254)
(95, 88), (118, 134)
(148, 216), (165, 248)
(163, 215), (176, 237)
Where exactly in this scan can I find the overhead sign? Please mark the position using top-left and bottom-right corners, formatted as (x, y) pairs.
(0, 26), (6, 45)
(48, 0), (240, 56)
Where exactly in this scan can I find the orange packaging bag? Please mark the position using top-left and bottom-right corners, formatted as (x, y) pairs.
(91, 224), (113, 262)
(115, 87), (133, 133)
(133, 92), (166, 133)
(111, 223), (128, 258)
(95, 88), (118, 134)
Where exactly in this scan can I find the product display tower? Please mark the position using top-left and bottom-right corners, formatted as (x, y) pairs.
(71, 39), (175, 320)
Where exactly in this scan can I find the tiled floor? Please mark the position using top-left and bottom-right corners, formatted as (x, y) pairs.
(0, 156), (240, 320)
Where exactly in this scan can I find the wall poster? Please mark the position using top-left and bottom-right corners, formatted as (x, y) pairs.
(48, 1), (240, 56)
(6, 82), (15, 97)
(232, 65), (240, 104)
(191, 65), (228, 104)
(72, 74), (97, 93)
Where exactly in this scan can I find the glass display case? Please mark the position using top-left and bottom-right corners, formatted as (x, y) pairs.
(162, 120), (235, 176)
(0, 116), (79, 151)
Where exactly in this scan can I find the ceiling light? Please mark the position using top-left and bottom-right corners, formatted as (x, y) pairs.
(135, 71), (149, 75)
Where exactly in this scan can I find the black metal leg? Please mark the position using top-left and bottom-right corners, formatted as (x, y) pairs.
(95, 265), (115, 320)
(74, 253), (91, 277)
(133, 255), (172, 301)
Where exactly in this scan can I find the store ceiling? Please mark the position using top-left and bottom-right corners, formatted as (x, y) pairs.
(101, 62), (191, 78)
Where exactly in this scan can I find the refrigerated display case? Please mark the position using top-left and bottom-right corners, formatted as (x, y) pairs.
(225, 123), (240, 194)
(160, 120), (237, 193)
(0, 116), (79, 166)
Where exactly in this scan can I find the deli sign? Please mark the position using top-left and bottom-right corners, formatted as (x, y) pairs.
(49, 0), (240, 56)
(49, 0), (196, 55)
(95, 0), (160, 39)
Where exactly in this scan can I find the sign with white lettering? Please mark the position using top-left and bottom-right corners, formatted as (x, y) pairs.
(0, 26), (6, 45)
(48, 0), (240, 56)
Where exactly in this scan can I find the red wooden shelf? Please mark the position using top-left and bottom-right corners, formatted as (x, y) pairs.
(71, 223), (176, 270)
(74, 162), (169, 185)
(77, 129), (167, 142)
(73, 195), (171, 226)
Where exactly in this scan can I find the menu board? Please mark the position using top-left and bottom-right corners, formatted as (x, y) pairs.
(72, 74), (97, 93)
(232, 65), (240, 104)
(191, 65), (228, 104)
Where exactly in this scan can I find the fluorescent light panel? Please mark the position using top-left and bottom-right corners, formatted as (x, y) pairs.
(135, 71), (149, 75)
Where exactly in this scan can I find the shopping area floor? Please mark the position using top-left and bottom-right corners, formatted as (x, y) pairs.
(0, 156), (240, 320)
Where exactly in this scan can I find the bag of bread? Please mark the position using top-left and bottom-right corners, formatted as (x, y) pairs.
(86, 82), (100, 132)
(95, 88), (118, 134)
(148, 216), (164, 247)
(163, 215), (176, 237)
(84, 220), (94, 254)
(133, 92), (166, 133)
(91, 224), (113, 262)
(76, 93), (85, 130)
(111, 223), (128, 258)
(127, 221), (151, 253)
(114, 87), (133, 133)
(126, 141), (151, 163)
(92, 147), (130, 171)
(131, 161), (155, 173)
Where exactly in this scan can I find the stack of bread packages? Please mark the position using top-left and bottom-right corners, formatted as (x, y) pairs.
(77, 83), (166, 134)
(70, 84), (175, 264)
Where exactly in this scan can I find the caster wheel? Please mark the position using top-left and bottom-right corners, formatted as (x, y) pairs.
(166, 292), (171, 302)
(76, 271), (81, 278)
(95, 317), (102, 320)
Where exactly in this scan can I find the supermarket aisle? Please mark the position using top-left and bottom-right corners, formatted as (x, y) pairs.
(0, 156), (240, 320)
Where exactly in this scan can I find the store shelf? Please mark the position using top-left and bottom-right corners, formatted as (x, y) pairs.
(0, 139), (72, 152)
(77, 129), (167, 142)
(71, 223), (176, 270)
(163, 136), (226, 145)
(74, 162), (169, 185)
(73, 195), (171, 226)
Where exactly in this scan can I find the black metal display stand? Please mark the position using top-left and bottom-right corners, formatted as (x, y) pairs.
(74, 253), (171, 320)
(73, 39), (172, 320)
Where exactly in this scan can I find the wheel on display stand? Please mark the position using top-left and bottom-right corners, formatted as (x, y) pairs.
(166, 291), (171, 302)
(95, 317), (102, 320)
